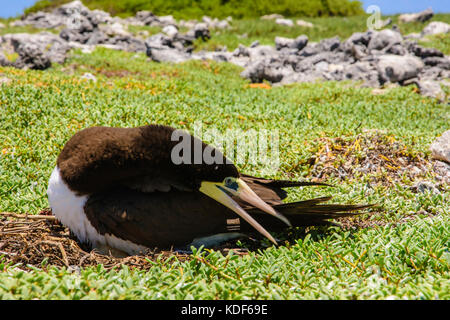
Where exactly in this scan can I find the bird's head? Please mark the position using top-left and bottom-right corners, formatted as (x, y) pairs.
(158, 124), (291, 244)
(198, 176), (291, 245)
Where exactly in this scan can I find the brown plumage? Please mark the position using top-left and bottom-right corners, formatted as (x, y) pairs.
(84, 177), (369, 249)
(49, 124), (371, 253)
(57, 125), (237, 195)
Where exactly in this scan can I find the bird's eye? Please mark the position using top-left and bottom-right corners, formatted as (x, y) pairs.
(224, 177), (234, 187)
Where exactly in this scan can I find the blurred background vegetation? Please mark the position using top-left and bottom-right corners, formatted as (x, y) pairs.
(25, 0), (364, 19)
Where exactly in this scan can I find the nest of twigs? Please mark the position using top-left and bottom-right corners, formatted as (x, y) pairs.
(0, 211), (249, 271)
(307, 131), (437, 186)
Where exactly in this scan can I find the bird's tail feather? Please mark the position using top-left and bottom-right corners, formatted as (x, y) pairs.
(242, 196), (372, 231)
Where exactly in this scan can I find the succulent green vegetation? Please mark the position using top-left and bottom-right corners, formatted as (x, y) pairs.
(0, 215), (448, 299)
(25, 0), (364, 19)
(0, 14), (449, 299)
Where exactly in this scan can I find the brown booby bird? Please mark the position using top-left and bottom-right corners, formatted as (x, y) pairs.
(47, 125), (370, 256)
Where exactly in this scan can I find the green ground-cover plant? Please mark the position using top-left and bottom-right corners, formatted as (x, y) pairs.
(0, 13), (448, 299)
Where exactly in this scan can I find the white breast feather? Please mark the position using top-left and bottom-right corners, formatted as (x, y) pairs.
(47, 166), (147, 255)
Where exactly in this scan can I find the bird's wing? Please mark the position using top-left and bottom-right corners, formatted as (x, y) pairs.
(120, 171), (193, 193)
(83, 187), (371, 249)
(83, 187), (235, 249)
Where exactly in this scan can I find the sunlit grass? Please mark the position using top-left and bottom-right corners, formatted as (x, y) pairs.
(0, 14), (449, 299)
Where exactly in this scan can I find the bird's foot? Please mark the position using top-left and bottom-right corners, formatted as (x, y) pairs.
(188, 232), (246, 249)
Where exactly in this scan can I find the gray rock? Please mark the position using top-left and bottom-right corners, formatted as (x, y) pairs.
(280, 71), (323, 85)
(293, 35), (308, 51)
(55, 0), (90, 17)
(275, 18), (294, 27)
(60, 28), (91, 43)
(193, 51), (232, 63)
(247, 45), (278, 60)
(249, 40), (260, 48)
(275, 36), (294, 50)
(411, 45), (444, 58)
(158, 16), (177, 26)
(386, 43), (408, 56)
(14, 42), (51, 70)
(14, 11), (65, 29)
(430, 130), (450, 163)
(349, 44), (368, 60)
(147, 47), (191, 63)
(145, 33), (173, 50)
(99, 22), (130, 37)
(318, 36), (340, 52)
(417, 80), (445, 101)
(215, 20), (230, 30)
(422, 22), (450, 36)
(422, 57), (450, 69)
(377, 54), (424, 83)
(107, 36), (146, 52)
(3, 0), (449, 102)
(232, 44), (250, 57)
(296, 20), (314, 28)
(342, 61), (379, 86)
(399, 8), (434, 24)
(261, 14), (284, 20)
(192, 23), (210, 40)
(11, 1), (111, 31)
(1, 32), (71, 66)
(240, 59), (292, 83)
(80, 72), (97, 82)
(162, 25), (179, 38)
(419, 66), (449, 81)
(433, 161), (450, 183)
(84, 29), (109, 45)
(275, 36), (308, 51)
(145, 32), (192, 62)
(368, 29), (403, 51)
(90, 9), (112, 25)
(410, 181), (440, 194)
(298, 45), (319, 57)
(135, 11), (157, 25)
(345, 31), (373, 47)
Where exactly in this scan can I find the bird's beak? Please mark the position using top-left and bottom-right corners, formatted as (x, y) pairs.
(199, 178), (291, 245)
(233, 179), (292, 227)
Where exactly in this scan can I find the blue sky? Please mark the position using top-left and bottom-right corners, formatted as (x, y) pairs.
(0, 0), (449, 18)
(361, 0), (449, 15)
(0, 0), (36, 18)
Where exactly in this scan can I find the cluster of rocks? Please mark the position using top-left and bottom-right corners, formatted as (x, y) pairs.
(138, 8), (450, 100)
(1, 2), (449, 101)
(0, 1), (225, 69)
(228, 26), (449, 101)
(153, 23), (448, 100)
